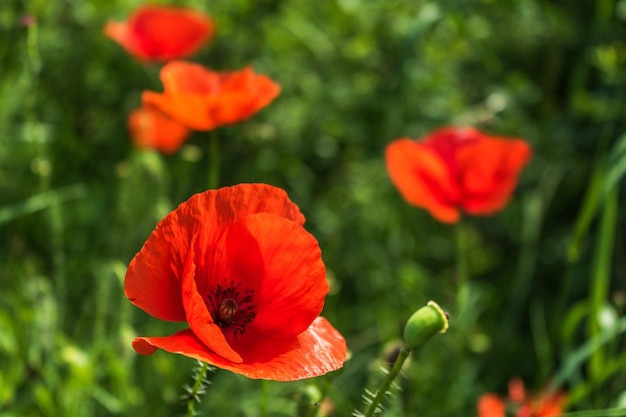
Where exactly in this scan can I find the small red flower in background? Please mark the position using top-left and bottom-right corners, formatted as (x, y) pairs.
(385, 126), (531, 223)
(477, 378), (567, 417)
(125, 184), (346, 380)
(142, 61), (281, 131)
(128, 106), (190, 154)
(104, 5), (214, 61)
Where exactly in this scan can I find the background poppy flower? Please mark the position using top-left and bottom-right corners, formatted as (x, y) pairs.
(142, 61), (281, 131)
(104, 5), (215, 61)
(125, 184), (347, 380)
(477, 378), (567, 417)
(385, 126), (531, 223)
(128, 106), (190, 154)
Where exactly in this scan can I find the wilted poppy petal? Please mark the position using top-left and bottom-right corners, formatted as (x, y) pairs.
(223, 213), (328, 338)
(477, 394), (506, 417)
(132, 317), (346, 381)
(385, 138), (461, 223)
(128, 107), (191, 154)
(104, 5), (214, 61)
(125, 184), (304, 321)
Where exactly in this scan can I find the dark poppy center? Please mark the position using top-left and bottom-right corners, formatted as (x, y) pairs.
(219, 298), (238, 323)
(206, 278), (256, 337)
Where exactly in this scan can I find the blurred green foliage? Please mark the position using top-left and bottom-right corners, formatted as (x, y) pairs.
(2, 0), (626, 416)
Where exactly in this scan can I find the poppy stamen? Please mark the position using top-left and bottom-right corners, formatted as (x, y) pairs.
(207, 278), (257, 337)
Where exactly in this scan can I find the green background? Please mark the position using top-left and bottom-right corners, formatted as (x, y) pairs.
(2, 0), (626, 416)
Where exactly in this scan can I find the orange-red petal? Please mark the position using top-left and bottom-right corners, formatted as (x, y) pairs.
(211, 67), (282, 125)
(131, 316), (346, 381)
(223, 213), (328, 339)
(385, 138), (461, 223)
(508, 377), (527, 403)
(477, 394), (506, 417)
(104, 5), (214, 61)
(124, 184), (304, 322)
(128, 106), (190, 154)
(142, 62), (280, 131)
(458, 137), (532, 215)
(181, 240), (242, 363)
(533, 390), (567, 417)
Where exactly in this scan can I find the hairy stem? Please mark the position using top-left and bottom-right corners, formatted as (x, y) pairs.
(186, 362), (210, 417)
(363, 347), (411, 417)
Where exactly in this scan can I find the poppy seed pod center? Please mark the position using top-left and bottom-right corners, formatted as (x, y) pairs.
(206, 279), (256, 337)
(219, 298), (238, 323)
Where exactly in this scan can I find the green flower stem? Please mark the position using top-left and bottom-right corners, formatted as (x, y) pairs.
(260, 380), (269, 417)
(363, 347), (411, 417)
(207, 131), (220, 190)
(186, 362), (210, 417)
(455, 221), (469, 309)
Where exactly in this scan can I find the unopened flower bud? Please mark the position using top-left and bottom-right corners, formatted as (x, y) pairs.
(403, 301), (449, 349)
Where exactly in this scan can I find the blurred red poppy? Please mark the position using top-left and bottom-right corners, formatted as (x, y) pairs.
(125, 184), (347, 380)
(128, 106), (190, 154)
(385, 126), (531, 223)
(104, 5), (214, 61)
(142, 61), (281, 131)
(477, 378), (566, 417)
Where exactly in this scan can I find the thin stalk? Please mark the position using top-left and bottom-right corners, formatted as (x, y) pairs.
(207, 131), (220, 189)
(259, 380), (269, 417)
(363, 347), (411, 417)
(186, 362), (210, 417)
(455, 222), (469, 310)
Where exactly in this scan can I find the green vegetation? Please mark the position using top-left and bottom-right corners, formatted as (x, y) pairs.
(2, 0), (626, 416)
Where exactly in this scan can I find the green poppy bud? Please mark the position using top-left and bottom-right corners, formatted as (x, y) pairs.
(403, 301), (449, 349)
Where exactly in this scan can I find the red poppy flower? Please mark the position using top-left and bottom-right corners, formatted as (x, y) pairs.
(128, 106), (190, 154)
(477, 378), (567, 417)
(104, 5), (214, 61)
(385, 126), (531, 223)
(142, 61), (281, 131)
(125, 184), (347, 380)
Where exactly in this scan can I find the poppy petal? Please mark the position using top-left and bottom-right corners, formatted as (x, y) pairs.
(125, 184), (304, 321)
(142, 62), (280, 131)
(460, 137), (531, 214)
(160, 61), (222, 94)
(131, 317), (346, 381)
(143, 90), (218, 131)
(385, 138), (461, 223)
(476, 394), (506, 417)
(104, 21), (142, 58)
(213, 67), (281, 124)
(181, 239), (242, 363)
(104, 6), (214, 61)
(128, 106), (191, 154)
(535, 391), (567, 417)
(508, 377), (526, 403)
(223, 213), (328, 338)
